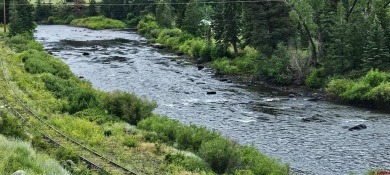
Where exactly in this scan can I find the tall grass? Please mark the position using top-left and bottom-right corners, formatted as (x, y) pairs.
(0, 135), (70, 175)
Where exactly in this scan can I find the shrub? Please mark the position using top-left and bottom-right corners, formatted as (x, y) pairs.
(137, 115), (179, 143)
(305, 68), (327, 89)
(257, 44), (291, 85)
(341, 81), (371, 101)
(212, 58), (239, 75)
(137, 15), (160, 36)
(0, 111), (27, 139)
(74, 108), (117, 124)
(175, 125), (219, 152)
(198, 138), (241, 174)
(156, 28), (182, 44)
(55, 147), (79, 164)
(362, 69), (389, 87)
(327, 78), (354, 97)
(365, 82), (390, 103)
(165, 153), (211, 172)
(123, 136), (138, 148)
(70, 16), (126, 30)
(179, 38), (206, 58)
(103, 90), (157, 125)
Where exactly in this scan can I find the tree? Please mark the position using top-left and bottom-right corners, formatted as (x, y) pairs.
(34, 0), (52, 21)
(363, 16), (390, 70)
(212, 0), (240, 57)
(88, 0), (97, 16)
(182, 0), (203, 36)
(8, 0), (35, 36)
(155, 0), (173, 28)
(101, 0), (129, 19)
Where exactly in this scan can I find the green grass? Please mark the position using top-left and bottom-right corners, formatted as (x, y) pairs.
(0, 135), (70, 175)
(70, 16), (126, 30)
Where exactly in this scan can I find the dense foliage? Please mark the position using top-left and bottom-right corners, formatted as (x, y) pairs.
(70, 16), (126, 29)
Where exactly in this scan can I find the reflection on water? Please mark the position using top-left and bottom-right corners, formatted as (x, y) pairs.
(36, 25), (390, 175)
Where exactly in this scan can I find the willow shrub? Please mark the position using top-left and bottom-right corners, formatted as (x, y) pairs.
(70, 16), (126, 30)
(327, 69), (390, 107)
(102, 90), (157, 125)
(137, 115), (289, 175)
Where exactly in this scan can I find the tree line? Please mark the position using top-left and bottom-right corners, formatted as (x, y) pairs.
(2, 0), (390, 86)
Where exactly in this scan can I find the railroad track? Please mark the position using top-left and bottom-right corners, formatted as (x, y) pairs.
(0, 55), (138, 175)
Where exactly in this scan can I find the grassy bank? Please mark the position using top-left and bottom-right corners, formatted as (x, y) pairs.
(0, 32), (289, 174)
(70, 16), (126, 30)
(0, 135), (70, 175)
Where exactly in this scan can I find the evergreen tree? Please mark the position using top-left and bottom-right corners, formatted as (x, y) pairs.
(8, 0), (35, 36)
(182, 0), (203, 36)
(155, 0), (173, 28)
(34, 0), (52, 21)
(363, 16), (390, 70)
(212, 0), (240, 57)
(101, 0), (129, 19)
(88, 0), (97, 16)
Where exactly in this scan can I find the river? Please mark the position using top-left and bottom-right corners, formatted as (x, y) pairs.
(35, 25), (390, 175)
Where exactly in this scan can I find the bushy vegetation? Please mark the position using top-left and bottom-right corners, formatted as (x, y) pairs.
(0, 135), (70, 175)
(138, 115), (289, 175)
(327, 69), (390, 107)
(0, 111), (27, 139)
(70, 16), (126, 30)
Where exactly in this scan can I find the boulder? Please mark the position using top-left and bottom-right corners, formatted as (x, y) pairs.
(207, 91), (217, 95)
(79, 76), (84, 79)
(348, 124), (367, 131)
(176, 51), (185, 56)
(151, 43), (165, 49)
(12, 170), (27, 175)
(301, 114), (326, 122)
(220, 78), (228, 82)
(288, 94), (296, 98)
(197, 65), (205, 70)
(82, 52), (90, 56)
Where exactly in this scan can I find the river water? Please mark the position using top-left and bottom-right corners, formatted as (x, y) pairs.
(35, 25), (390, 175)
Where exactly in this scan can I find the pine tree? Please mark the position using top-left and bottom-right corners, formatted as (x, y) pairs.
(34, 0), (52, 21)
(8, 0), (35, 36)
(88, 0), (97, 16)
(182, 0), (203, 36)
(155, 0), (173, 28)
(363, 16), (390, 70)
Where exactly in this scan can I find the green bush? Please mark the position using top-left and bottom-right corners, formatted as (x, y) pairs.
(137, 14), (160, 36)
(327, 78), (354, 97)
(74, 108), (117, 124)
(364, 82), (390, 103)
(179, 38), (206, 58)
(212, 58), (239, 75)
(103, 90), (157, 125)
(137, 115), (179, 143)
(257, 44), (291, 85)
(198, 138), (241, 174)
(165, 153), (211, 172)
(0, 111), (27, 139)
(123, 136), (138, 148)
(341, 81), (371, 101)
(55, 147), (79, 164)
(70, 16), (126, 30)
(305, 68), (327, 89)
(362, 69), (389, 87)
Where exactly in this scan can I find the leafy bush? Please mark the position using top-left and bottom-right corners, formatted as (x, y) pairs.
(137, 115), (179, 143)
(0, 111), (27, 139)
(70, 16), (126, 30)
(103, 90), (157, 125)
(305, 68), (327, 89)
(74, 108), (117, 124)
(257, 44), (291, 85)
(198, 138), (241, 174)
(175, 125), (219, 152)
(137, 14), (160, 36)
(364, 82), (390, 104)
(212, 58), (239, 75)
(123, 136), (138, 148)
(179, 38), (206, 58)
(327, 78), (354, 97)
(55, 147), (79, 164)
(165, 153), (211, 172)
(362, 69), (389, 87)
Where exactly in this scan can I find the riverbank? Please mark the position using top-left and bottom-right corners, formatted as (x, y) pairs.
(1, 29), (289, 174)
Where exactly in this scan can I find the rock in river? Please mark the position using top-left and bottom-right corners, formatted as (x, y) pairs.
(207, 91), (217, 95)
(348, 124), (367, 131)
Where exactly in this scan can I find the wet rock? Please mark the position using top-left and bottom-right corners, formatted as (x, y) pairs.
(48, 51), (53, 55)
(271, 91), (278, 95)
(197, 65), (205, 70)
(306, 97), (324, 101)
(176, 51), (185, 56)
(196, 82), (206, 85)
(79, 76), (84, 79)
(220, 78), (228, 82)
(82, 52), (90, 56)
(12, 170), (27, 175)
(170, 59), (176, 61)
(151, 43), (165, 49)
(301, 114), (326, 122)
(207, 91), (217, 95)
(289, 94), (296, 98)
(348, 124), (367, 131)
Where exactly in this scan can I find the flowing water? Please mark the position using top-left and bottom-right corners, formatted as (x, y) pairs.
(35, 25), (390, 175)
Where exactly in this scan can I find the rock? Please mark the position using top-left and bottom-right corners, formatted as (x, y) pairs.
(48, 51), (53, 55)
(207, 91), (217, 95)
(312, 93), (319, 97)
(271, 91), (278, 95)
(176, 51), (185, 56)
(82, 52), (90, 56)
(348, 124), (367, 131)
(301, 114), (326, 122)
(170, 59), (176, 62)
(196, 82), (206, 85)
(151, 43), (165, 49)
(197, 65), (205, 70)
(289, 94), (296, 98)
(79, 76), (84, 79)
(220, 78), (228, 82)
(306, 97), (323, 101)
(12, 170), (27, 175)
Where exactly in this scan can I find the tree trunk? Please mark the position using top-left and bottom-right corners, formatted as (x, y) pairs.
(303, 21), (318, 67)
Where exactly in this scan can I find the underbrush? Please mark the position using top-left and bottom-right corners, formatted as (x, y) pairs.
(70, 16), (126, 30)
(327, 69), (390, 107)
(0, 135), (70, 175)
(138, 116), (290, 175)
